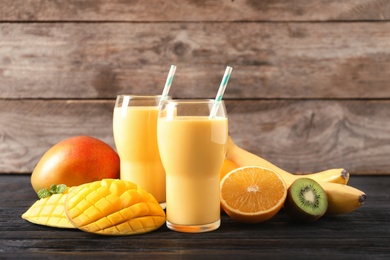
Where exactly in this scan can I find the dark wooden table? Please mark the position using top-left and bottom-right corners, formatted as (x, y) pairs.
(1, 174), (389, 259)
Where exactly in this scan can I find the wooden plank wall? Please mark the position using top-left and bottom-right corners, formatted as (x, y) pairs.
(1, 0), (389, 175)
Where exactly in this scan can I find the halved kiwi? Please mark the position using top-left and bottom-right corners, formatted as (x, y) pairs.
(284, 178), (328, 222)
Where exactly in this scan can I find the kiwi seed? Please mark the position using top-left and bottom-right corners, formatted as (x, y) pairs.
(283, 178), (328, 222)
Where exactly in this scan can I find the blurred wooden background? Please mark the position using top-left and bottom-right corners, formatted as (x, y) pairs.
(1, 0), (389, 175)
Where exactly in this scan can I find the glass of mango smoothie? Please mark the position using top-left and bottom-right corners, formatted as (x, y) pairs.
(157, 99), (228, 232)
(113, 95), (168, 208)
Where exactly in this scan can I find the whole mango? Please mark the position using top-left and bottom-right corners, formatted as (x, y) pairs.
(31, 136), (120, 193)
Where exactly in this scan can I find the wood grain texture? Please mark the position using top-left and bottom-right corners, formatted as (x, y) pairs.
(1, 22), (389, 99)
(1, 175), (389, 258)
(228, 100), (390, 175)
(0, 1), (389, 175)
(1, 99), (389, 174)
(0, 0), (389, 22)
(0, 100), (116, 173)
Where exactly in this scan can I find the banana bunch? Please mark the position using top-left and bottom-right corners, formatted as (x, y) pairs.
(225, 136), (366, 215)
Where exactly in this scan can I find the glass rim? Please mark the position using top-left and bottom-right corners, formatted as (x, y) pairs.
(159, 99), (222, 104)
(116, 95), (164, 99)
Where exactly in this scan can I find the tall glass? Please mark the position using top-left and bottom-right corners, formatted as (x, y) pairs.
(157, 99), (228, 232)
(113, 95), (167, 207)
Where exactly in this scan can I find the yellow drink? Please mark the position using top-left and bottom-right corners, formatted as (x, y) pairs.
(158, 116), (228, 230)
(113, 97), (166, 204)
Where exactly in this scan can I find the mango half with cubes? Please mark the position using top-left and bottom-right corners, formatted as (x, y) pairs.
(64, 179), (166, 235)
(22, 188), (75, 229)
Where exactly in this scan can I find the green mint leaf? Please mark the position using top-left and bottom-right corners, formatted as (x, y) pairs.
(49, 184), (57, 194)
(36, 184), (68, 199)
(56, 184), (67, 194)
(37, 188), (51, 199)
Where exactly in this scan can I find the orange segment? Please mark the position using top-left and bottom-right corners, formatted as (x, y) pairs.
(220, 166), (287, 224)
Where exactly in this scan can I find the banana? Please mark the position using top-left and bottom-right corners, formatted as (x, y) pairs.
(226, 136), (349, 187)
(298, 168), (350, 186)
(320, 182), (367, 215)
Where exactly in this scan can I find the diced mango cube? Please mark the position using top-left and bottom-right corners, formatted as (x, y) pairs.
(22, 192), (75, 229)
(64, 179), (166, 235)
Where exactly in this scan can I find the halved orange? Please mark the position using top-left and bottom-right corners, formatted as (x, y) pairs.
(220, 166), (287, 224)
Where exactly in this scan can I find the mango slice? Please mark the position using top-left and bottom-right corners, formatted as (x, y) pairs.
(64, 179), (166, 236)
(22, 191), (75, 229)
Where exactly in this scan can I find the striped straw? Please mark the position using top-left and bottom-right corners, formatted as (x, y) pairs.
(161, 65), (177, 101)
(209, 66), (233, 118)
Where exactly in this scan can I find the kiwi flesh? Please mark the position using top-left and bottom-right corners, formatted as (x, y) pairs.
(284, 178), (328, 222)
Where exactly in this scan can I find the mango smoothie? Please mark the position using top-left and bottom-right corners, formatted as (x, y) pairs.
(113, 100), (166, 204)
(158, 116), (228, 228)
